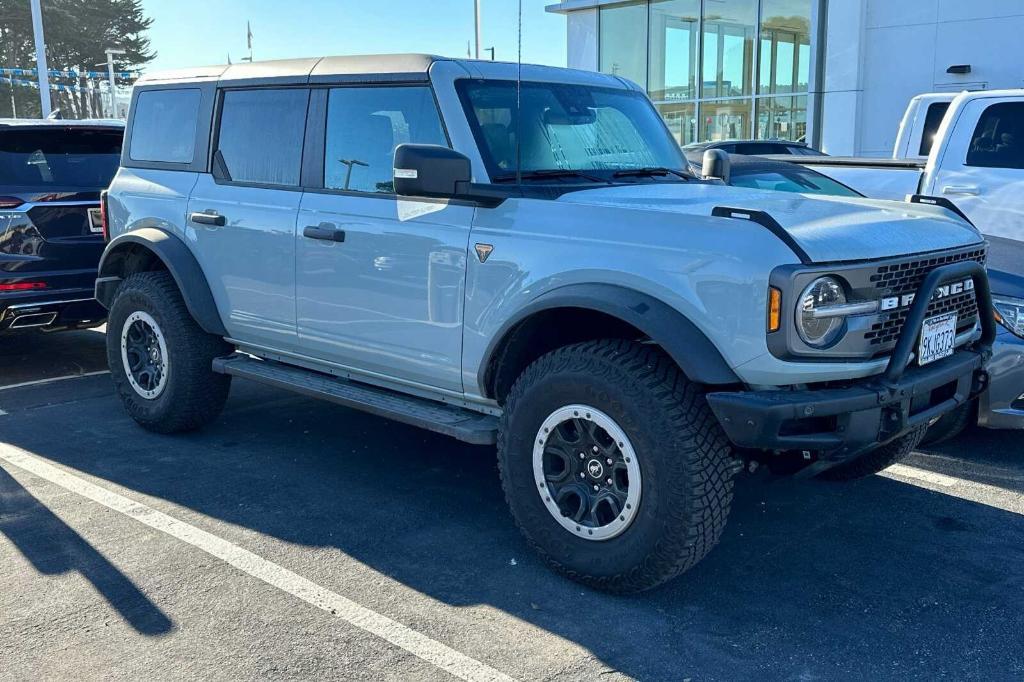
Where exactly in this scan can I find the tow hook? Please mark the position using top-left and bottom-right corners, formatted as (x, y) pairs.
(876, 405), (905, 441)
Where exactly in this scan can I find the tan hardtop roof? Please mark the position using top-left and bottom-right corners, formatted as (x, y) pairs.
(137, 54), (442, 85)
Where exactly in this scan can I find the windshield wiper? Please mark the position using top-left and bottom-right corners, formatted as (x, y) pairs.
(493, 169), (611, 184)
(611, 167), (692, 181)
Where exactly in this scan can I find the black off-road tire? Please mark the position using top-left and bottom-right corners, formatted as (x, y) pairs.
(497, 339), (737, 594)
(107, 271), (232, 433)
(920, 400), (976, 446)
(818, 425), (928, 481)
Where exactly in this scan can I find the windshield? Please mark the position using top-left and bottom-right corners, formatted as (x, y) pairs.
(457, 79), (687, 181)
(730, 166), (862, 197)
(0, 128), (122, 188)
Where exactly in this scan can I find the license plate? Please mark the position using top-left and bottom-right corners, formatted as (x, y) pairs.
(918, 312), (957, 365)
(87, 207), (103, 233)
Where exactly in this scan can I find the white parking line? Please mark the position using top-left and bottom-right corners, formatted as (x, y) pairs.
(0, 445), (514, 682)
(882, 463), (1023, 514)
(0, 370), (110, 392)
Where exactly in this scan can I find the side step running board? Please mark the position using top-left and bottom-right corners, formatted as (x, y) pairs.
(212, 355), (499, 445)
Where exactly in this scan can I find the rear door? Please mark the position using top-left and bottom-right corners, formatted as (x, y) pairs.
(295, 84), (473, 392)
(187, 87), (309, 351)
(931, 97), (1024, 240)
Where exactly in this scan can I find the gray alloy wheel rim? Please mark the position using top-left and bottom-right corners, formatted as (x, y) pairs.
(120, 310), (169, 400)
(533, 404), (642, 541)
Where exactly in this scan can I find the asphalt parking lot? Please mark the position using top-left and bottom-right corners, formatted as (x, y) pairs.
(1, 329), (1023, 680)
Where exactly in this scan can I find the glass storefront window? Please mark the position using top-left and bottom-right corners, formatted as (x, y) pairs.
(702, 98), (753, 141)
(657, 101), (698, 145)
(600, 1), (649, 89)
(702, 0), (757, 98)
(648, 0), (699, 102)
(596, 0), (815, 144)
(758, 0), (812, 95)
(755, 95), (808, 141)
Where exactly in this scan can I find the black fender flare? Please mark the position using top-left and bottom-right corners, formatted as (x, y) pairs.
(95, 228), (227, 336)
(479, 283), (740, 396)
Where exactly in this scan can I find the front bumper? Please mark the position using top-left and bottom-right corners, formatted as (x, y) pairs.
(708, 350), (988, 461)
(978, 329), (1024, 430)
(707, 260), (997, 463)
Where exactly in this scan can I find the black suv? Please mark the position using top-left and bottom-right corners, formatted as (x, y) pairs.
(0, 119), (123, 333)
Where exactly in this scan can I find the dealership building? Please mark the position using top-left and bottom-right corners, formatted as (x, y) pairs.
(547, 0), (1024, 156)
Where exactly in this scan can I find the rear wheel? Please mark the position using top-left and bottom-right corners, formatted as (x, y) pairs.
(498, 339), (736, 593)
(107, 271), (232, 433)
(818, 425), (927, 481)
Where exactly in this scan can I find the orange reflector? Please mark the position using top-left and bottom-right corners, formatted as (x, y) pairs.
(768, 287), (782, 333)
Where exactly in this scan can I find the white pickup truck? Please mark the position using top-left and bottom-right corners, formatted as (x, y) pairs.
(771, 89), (1024, 243)
(893, 92), (956, 162)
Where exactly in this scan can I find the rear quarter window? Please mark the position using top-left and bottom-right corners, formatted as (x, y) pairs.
(918, 101), (950, 157)
(129, 89), (202, 164)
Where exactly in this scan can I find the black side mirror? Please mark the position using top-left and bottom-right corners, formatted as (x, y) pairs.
(394, 144), (472, 199)
(702, 149), (731, 184)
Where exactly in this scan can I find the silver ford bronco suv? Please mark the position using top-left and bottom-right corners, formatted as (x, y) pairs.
(97, 55), (995, 593)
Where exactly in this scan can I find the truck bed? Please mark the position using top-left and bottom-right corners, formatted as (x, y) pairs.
(758, 155), (925, 201)
(758, 155), (926, 169)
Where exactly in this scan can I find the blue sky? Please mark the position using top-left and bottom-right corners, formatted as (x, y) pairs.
(140, 0), (567, 73)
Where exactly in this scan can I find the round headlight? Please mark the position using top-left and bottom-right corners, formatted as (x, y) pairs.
(798, 276), (847, 347)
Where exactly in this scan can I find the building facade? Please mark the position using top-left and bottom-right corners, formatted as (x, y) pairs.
(548, 0), (1024, 156)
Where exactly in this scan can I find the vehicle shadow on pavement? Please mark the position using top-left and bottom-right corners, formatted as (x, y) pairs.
(0, 328), (107, 389)
(910, 427), (1024, 494)
(0, 466), (174, 636)
(2, 378), (1022, 678)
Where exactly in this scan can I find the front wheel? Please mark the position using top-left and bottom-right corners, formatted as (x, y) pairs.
(920, 401), (976, 446)
(498, 340), (737, 593)
(817, 425), (927, 481)
(107, 271), (232, 433)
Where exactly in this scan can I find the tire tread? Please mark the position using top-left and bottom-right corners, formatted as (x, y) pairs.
(107, 271), (231, 433)
(498, 339), (736, 593)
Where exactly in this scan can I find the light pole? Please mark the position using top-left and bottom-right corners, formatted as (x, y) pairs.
(473, 0), (481, 59)
(104, 48), (125, 118)
(29, 0), (51, 117)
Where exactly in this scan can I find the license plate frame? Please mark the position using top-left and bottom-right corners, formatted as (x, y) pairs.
(918, 311), (958, 366)
(87, 207), (103, 233)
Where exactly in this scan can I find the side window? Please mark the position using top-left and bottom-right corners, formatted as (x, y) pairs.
(918, 101), (950, 157)
(735, 142), (786, 155)
(324, 86), (447, 193)
(129, 89), (201, 163)
(966, 102), (1024, 170)
(216, 88), (308, 186)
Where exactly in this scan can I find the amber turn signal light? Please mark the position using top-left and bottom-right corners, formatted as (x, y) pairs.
(767, 287), (782, 333)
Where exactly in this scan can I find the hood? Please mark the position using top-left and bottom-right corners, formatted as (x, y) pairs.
(555, 183), (983, 263)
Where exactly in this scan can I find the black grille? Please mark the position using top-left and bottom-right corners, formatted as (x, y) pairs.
(864, 248), (986, 347)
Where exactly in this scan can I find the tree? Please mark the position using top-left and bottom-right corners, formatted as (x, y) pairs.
(0, 0), (155, 118)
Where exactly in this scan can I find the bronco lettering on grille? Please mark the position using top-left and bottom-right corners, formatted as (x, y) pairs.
(878, 277), (975, 312)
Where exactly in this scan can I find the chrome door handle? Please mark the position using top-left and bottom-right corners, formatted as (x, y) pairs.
(942, 185), (980, 196)
(303, 223), (346, 242)
(190, 211), (226, 226)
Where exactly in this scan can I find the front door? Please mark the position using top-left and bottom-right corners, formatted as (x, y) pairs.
(933, 97), (1024, 241)
(296, 85), (473, 392)
(188, 87), (309, 350)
